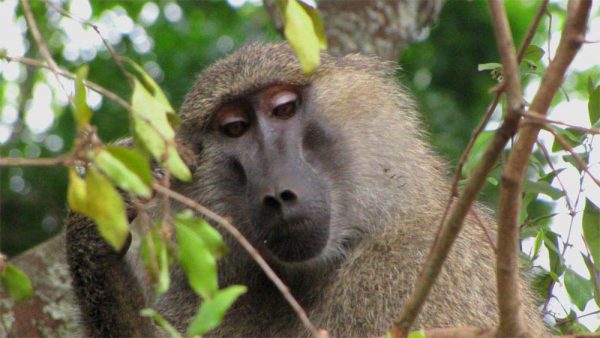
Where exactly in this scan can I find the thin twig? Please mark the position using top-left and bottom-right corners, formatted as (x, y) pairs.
(0, 154), (70, 167)
(151, 183), (322, 338)
(19, 0), (71, 101)
(3, 54), (130, 109)
(544, 124), (600, 187)
(470, 210), (497, 253)
(41, 0), (134, 83)
(523, 111), (600, 135)
(535, 140), (574, 213)
(391, 0), (531, 333)
(495, 1), (591, 337)
(436, 0), (549, 242)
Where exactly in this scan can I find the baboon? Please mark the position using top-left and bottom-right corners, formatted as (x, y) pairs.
(66, 43), (545, 337)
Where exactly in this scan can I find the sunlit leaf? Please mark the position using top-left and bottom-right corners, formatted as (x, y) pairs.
(74, 65), (92, 130)
(175, 210), (227, 258)
(67, 168), (88, 213)
(124, 58), (178, 126)
(140, 308), (182, 338)
(141, 227), (171, 295)
(93, 146), (153, 198)
(284, 0), (322, 74)
(297, 1), (327, 49)
(68, 167), (130, 250)
(564, 269), (592, 311)
(407, 329), (426, 338)
(187, 285), (247, 336)
(522, 45), (544, 62)
(175, 222), (218, 299)
(532, 229), (544, 259)
(131, 78), (191, 182)
(0, 263), (33, 301)
(589, 85), (600, 125)
(477, 62), (502, 71)
(582, 198), (600, 270)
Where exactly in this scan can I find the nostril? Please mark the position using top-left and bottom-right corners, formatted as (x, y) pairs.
(280, 190), (297, 202)
(263, 195), (280, 209)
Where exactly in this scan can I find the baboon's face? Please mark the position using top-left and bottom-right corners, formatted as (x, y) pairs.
(204, 84), (346, 263)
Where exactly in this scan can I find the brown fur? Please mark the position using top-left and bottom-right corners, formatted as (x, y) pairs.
(67, 43), (545, 337)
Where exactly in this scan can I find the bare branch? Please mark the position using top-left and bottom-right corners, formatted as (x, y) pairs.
(391, 1), (530, 335)
(0, 155), (70, 167)
(495, 1), (592, 337)
(523, 111), (600, 135)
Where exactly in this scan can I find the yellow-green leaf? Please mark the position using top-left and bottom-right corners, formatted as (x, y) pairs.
(93, 146), (153, 198)
(407, 329), (426, 338)
(74, 65), (92, 130)
(297, 1), (327, 49)
(86, 167), (130, 250)
(0, 263), (33, 301)
(124, 58), (178, 126)
(131, 78), (191, 182)
(187, 285), (247, 336)
(140, 308), (182, 338)
(175, 210), (227, 258)
(175, 222), (218, 299)
(67, 168), (88, 213)
(284, 0), (321, 74)
(141, 227), (172, 295)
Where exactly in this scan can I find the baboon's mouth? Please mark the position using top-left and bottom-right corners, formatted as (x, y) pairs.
(261, 218), (330, 262)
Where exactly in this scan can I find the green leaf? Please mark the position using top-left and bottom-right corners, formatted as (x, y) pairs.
(532, 229), (544, 259)
(477, 62), (502, 71)
(74, 65), (92, 130)
(187, 285), (247, 336)
(131, 78), (191, 182)
(175, 210), (227, 258)
(407, 329), (426, 338)
(175, 222), (218, 299)
(544, 231), (565, 276)
(564, 269), (593, 311)
(141, 228), (172, 295)
(522, 45), (545, 62)
(297, 1), (327, 49)
(67, 168), (88, 213)
(582, 198), (600, 270)
(284, 0), (322, 74)
(463, 130), (494, 177)
(551, 127), (585, 152)
(124, 58), (178, 126)
(68, 167), (130, 250)
(93, 146), (153, 198)
(140, 308), (182, 338)
(582, 254), (600, 308)
(0, 263), (33, 301)
(522, 180), (563, 200)
(589, 85), (600, 125)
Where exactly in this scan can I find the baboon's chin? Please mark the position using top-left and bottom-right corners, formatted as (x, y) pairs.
(262, 220), (330, 263)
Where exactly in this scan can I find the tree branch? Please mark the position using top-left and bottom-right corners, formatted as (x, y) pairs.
(495, 1), (591, 337)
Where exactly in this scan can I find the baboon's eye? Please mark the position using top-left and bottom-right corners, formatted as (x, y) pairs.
(215, 104), (250, 138)
(271, 91), (298, 119)
(221, 120), (249, 138)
